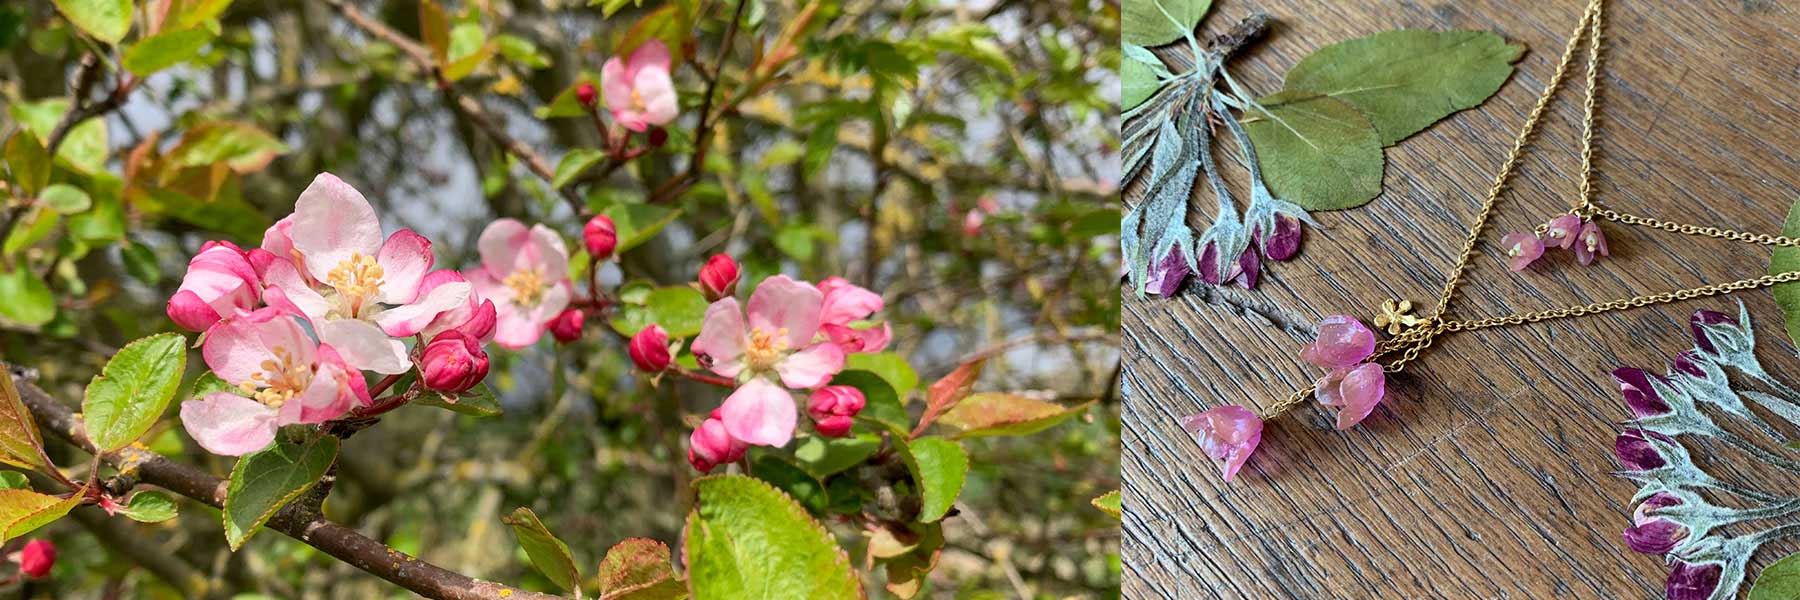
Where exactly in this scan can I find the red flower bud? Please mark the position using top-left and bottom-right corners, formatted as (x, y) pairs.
(583, 214), (617, 260)
(419, 331), (489, 393)
(698, 254), (739, 301)
(575, 82), (598, 109)
(549, 308), (585, 344)
(688, 411), (747, 472)
(629, 324), (671, 372)
(17, 539), (53, 579)
(806, 385), (865, 438)
(647, 126), (668, 148)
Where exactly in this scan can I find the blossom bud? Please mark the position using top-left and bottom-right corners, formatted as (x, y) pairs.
(419, 331), (489, 393)
(698, 254), (739, 301)
(16, 539), (53, 579)
(583, 214), (617, 260)
(806, 385), (865, 438)
(629, 324), (671, 372)
(549, 308), (585, 344)
(167, 240), (260, 331)
(688, 411), (747, 472)
(575, 82), (598, 109)
(647, 126), (668, 148)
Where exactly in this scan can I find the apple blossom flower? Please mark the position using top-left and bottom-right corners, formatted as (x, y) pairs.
(601, 40), (678, 132)
(688, 410), (748, 472)
(816, 276), (890, 353)
(1315, 363), (1386, 430)
(961, 208), (984, 237)
(1180, 405), (1262, 481)
(1545, 214), (1582, 249)
(1300, 315), (1376, 369)
(698, 253), (739, 301)
(180, 308), (371, 456)
(548, 308), (584, 344)
(628, 324), (672, 372)
(15, 539), (52, 579)
(1623, 492), (1688, 555)
(465, 219), (573, 349)
(167, 240), (262, 331)
(1575, 221), (1609, 265)
(807, 385), (865, 438)
(419, 330), (489, 393)
(393, 270), (497, 343)
(1500, 232), (1545, 272)
(693, 276), (848, 446)
(583, 215), (617, 260)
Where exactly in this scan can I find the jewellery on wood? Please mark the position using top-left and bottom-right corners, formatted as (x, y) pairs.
(1184, 0), (1800, 481)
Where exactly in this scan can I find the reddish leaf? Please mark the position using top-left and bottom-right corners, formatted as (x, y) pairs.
(909, 358), (986, 438)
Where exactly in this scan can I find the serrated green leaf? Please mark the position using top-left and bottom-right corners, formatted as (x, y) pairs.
(1091, 490), (1122, 519)
(791, 433), (880, 479)
(898, 437), (967, 523)
(609, 286), (708, 338)
(683, 475), (860, 599)
(414, 383), (501, 417)
(749, 455), (829, 515)
(53, 0), (131, 43)
(119, 490), (179, 523)
(0, 370), (53, 475)
(1242, 91), (1385, 210)
(845, 352), (918, 400)
(84, 333), (187, 452)
(124, 27), (215, 75)
(0, 486), (83, 542)
(834, 370), (906, 436)
(937, 394), (1092, 439)
(505, 507), (580, 593)
(1121, 0), (1209, 47)
(1769, 198), (1800, 346)
(553, 149), (606, 189)
(598, 537), (687, 600)
(4, 131), (49, 197)
(0, 268), (56, 326)
(223, 436), (338, 550)
(39, 183), (91, 214)
(1282, 30), (1524, 146)
(1752, 552), (1800, 600)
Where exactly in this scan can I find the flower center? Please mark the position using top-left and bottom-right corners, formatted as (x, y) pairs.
(239, 346), (311, 407)
(1583, 232), (1600, 251)
(1506, 242), (1524, 257)
(327, 253), (385, 315)
(745, 327), (790, 371)
(630, 88), (645, 110)
(504, 268), (547, 306)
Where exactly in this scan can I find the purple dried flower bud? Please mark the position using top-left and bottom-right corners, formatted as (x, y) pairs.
(1665, 561), (1722, 600)
(1671, 350), (1708, 379)
(1197, 241), (1223, 285)
(1234, 243), (1260, 289)
(1689, 309), (1737, 356)
(1623, 493), (1687, 555)
(1263, 214), (1303, 261)
(1612, 367), (1671, 418)
(1146, 244), (1190, 297)
(1615, 429), (1672, 471)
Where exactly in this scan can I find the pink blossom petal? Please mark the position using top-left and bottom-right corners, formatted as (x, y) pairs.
(775, 343), (845, 389)
(747, 275), (824, 347)
(627, 39), (671, 73)
(316, 319), (410, 374)
(260, 215), (296, 260)
(167, 291), (223, 331)
(523, 224), (570, 283)
(291, 173), (383, 282)
(719, 378), (798, 447)
(492, 311), (545, 349)
(1299, 315), (1376, 369)
(1314, 363), (1386, 430)
(292, 354), (351, 423)
(633, 67), (679, 126)
(818, 278), (883, 326)
(257, 256), (330, 323)
(203, 308), (315, 386)
(600, 57), (633, 112)
(693, 298), (748, 377)
(180, 393), (280, 456)
(376, 229), (434, 305)
(1179, 405), (1262, 481)
(476, 219), (530, 276)
(376, 280), (472, 337)
(822, 322), (891, 353)
(1576, 221), (1609, 265)
(1501, 232), (1545, 272)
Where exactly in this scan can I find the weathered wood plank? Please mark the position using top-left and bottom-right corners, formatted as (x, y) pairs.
(1123, 0), (1800, 597)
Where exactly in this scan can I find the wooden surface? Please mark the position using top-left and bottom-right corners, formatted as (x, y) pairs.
(1121, 0), (1800, 597)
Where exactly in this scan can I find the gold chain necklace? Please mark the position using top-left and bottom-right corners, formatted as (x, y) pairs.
(1259, 0), (1800, 420)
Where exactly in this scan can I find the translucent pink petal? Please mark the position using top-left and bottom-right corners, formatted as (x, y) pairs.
(1576, 221), (1609, 265)
(1501, 233), (1545, 272)
(529, 280), (572, 325)
(818, 279), (883, 326)
(260, 215), (296, 260)
(1299, 315), (1376, 369)
(291, 173), (383, 282)
(376, 229), (434, 305)
(476, 219), (530, 276)
(1179, 405), (1262, 481)
(719, 378), (798, 447)
(776, 342), (845, 389)
(203, 308), (315, 386)
(747, 275), (823, 347)
(692, 298), (748, 375)
(180, 393), (279, 456)
(376, 280), (471, 337)
(1314, 363), (1386, 430)
(316, 319), (410, 374)
(1545, 214), (1582, 250)
(167, 291), (223, 331)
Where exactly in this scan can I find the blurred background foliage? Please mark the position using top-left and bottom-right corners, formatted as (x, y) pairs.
(0, 0), (1120, 597)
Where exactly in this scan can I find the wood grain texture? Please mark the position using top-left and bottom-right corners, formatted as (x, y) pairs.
(1122, 0), (1800, 597)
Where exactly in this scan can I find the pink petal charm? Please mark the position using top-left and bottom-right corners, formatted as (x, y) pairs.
(1179, 405), (1262, 481)
(1500, 232), (1545, 272)
(1314, 363), (1386, 430)
(1545, 214), (1582, 249)
(1299, 315), (1376, 369)
(1575, 221), (1609, 265)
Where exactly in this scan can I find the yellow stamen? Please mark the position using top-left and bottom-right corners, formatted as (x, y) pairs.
(504, 268), (547, 306)
(239, 347), (312, 408)
(744, 327), (791, 371)
(326, 252), (385, 315)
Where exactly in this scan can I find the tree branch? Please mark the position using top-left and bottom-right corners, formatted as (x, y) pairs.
(8, 371), (557, 600)
(46, 53), (135, 156)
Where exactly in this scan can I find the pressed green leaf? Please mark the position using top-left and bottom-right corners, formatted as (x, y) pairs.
(124, 27), (215, 75)
(683, 475), (860, 599)
(166, 121), (288, 173)
(835, 370), (906, 436)
(1751, 552), (1800, 600)
(791, 433), (881, 479)
(4, 131), (49, 197)
(1091, 490), (1122, 519)
(609, 286), (708, 338)
(899, 437), (967, 523)
(84, 333), (187, 452)
(0, 368), (53, 475)
(1770, 198), (1800, 346)
(39, 183), (92, 214)
(414, 383), (502, 417)
(1283, 30), (1525, 146)
(936, 394), (1093, 439)
(553, 149), (606, 189)
(1121, 0), (1209, 47)
(1122, 44), (1171, 111)
(504, 507), (580, 593)
(845, 353), (918, 400)
(1242, 92), (1385, 210)
(223, 436), (338, 550)
(0, 268), (56, 327)
(598, 537), (686, 600)
(118, 491), (179, 523)
(53, 0), (132, 43)
(0, 486), (83, 542)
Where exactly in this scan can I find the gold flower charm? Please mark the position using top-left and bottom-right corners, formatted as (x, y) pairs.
(1374, 299), (1428, 335)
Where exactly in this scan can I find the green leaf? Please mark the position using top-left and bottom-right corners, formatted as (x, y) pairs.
(169, 0), (233, 30)
(553, 149), (606, 189)
(1091, 490), (1122, 519)
(683, 475), (860, 599)
(53, 0), (132, 43)
(613, 5), (688, 60)
(118, 490), (179, 523)
(124, 27), (215, 75)
(535, 73), (601, 119)
(0, 486), (83, 542)
(121, 240), (162, 284)
(1282, 30), (1524, 146)
(146, 188), (272, 241)
(0, 268), (56, 326)
(791, 433), (881, 479)
(773, 225), (818, 261)
(1751, 552), (1800, 600)
(898, 437), (967, 523)
(845, 352), (918, 400)
(39, 183), (91, 214)
(1121, 44), (1168, 111)
(223, 436), (339, 550)
(1242, 91), (1385, 210)
(504, 507), (580, 593)
(598, 537), (687, 600)
(414, 383), (502, 417)
(609, 286), (708, 338)
(936, 394), (1092, 439)
(593, 200), (681, 255)
(495, 34), (550, 69)
(1770, 198), (1800, 346)
(167, 121), (288, 173)
(69, 191), (125, 243)
(12, 100), (108, 175)
(442, 24), (494, 81)
(0, 472), (29, 490)
(0, 368), (54, 475)
(3, 208), (57, 256)
(4, 131), (49, 197)
(418, 0), (450, 63)
(1121, 0), (1209, 47)
(84, 333), (187, 452)
(834, 370), (906, 436)
(749, 456), (829, 515)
